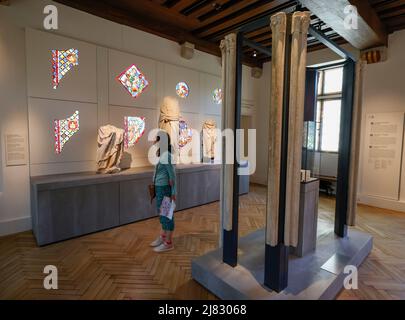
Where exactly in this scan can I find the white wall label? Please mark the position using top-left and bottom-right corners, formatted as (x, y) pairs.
(5, 134), (27, 166)
(363, 112), (405, 200)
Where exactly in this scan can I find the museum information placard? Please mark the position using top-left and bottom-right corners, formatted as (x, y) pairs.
(363, 112), (404, 200)
(5, 134), (27, 166)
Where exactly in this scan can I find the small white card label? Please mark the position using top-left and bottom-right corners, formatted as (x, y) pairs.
(5, 134), (27, 166)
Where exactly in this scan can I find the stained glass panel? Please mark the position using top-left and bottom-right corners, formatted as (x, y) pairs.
(117, 65), (149, 99)
(176, 82), (189, 98)
(124, 116), (146, 149)
(52, 49), (79, 89)
(213, 88), (222, 104)
(179, 119), (192, 148)
(54, 111), (79, 154)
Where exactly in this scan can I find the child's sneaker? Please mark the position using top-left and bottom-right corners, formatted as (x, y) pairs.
(150, 236), (163, 247)
(153, 242), (174, 253)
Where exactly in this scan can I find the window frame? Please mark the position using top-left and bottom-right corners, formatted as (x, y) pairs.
(315, 65), (344, 153)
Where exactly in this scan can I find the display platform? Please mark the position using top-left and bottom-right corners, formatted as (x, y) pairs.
(192, 226), (372, 300)
(31, 164), (249, 246)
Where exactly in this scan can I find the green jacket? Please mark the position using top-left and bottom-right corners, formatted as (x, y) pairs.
(153, 160), (176, 196)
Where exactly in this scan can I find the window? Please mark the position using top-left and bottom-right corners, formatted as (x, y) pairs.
(315, 66), (343, 152)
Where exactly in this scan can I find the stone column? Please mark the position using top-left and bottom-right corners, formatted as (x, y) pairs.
(266, 13), (287, 246)
(220, 33), (237, 236)
(266, 11), (310, 247)
(347, 61), (366, 226)
(284, 11), (311, 247)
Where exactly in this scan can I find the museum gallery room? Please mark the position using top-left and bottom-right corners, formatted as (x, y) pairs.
(1, 0), (405, 301)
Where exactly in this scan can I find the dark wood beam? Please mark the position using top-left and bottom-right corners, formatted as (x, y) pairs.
(0, 0), (10, 5)
(54, 0), (261, 67)
(243, 38), (272, 57)
(194, 0), (293, 38)
(187, 0), (228, 19)
(299, 0), (388, 49)
(101, 0), (200, 30)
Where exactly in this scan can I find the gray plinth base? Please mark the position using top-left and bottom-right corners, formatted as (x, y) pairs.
(192, 228), (372, 300)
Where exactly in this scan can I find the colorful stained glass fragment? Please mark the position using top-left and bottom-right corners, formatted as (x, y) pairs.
(124, 116), (146, 149)
(117, 65), (149, 99)
(213, 88), (222, 104)
(179, 119), (192, 148)
(54, 111), (79, 154)
(52, 49), (79, 89)
(176, 82), (189, 98)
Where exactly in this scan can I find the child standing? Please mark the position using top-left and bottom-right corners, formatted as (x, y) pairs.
(150, 131), (176, 253)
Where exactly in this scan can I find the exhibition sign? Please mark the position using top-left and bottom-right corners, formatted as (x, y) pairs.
(363, 112), (405, 200)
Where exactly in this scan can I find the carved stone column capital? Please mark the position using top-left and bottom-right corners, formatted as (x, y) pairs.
(271, 12), (287, 32)
(291, 11), (311, 35)
(220, 33), (237, 55)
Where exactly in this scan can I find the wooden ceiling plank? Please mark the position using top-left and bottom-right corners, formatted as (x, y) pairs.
(379, 7), (405, 20)
(54, 0), (219, 55)
(299, 0), (388, 49)
(150, 0), (167, 4)
(195, 0), (294, 39)
(102, 0), (200, 30)
(187, 0), (227, 19)
(172, 0), (199, 12)
(244, 26), (271, 38)
(195, 0), (261, 27)
(248, 32), (272, 43)
(373, 1), (405, 12)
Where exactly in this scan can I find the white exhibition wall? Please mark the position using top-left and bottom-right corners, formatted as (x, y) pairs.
(358, 30), (405, 211)
(26, 28), (98, 103)
(25, 28), (224, 176)
(0, 0), (259, 236)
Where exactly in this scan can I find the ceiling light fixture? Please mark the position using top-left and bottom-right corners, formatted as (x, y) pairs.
(253, 51), (257, 58)
(212, 3), (222, 11)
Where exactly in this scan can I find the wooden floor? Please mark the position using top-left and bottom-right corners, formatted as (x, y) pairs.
(1, 185), (404, 300)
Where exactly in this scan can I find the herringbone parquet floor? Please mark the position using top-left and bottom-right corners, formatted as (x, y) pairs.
(0, 185), (404, 300)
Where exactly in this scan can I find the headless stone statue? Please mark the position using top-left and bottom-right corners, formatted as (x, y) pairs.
(96, 125), (124, 174)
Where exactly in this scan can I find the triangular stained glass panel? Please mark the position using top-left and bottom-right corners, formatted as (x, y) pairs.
(52, 49), (79, 89)
(54, 111), (80, 154)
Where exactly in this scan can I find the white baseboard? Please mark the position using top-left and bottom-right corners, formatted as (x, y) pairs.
(358, 194), (405, 213)
(0, 216), (32, 237)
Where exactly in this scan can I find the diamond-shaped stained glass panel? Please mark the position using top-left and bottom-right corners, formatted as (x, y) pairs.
(117, 65), (149, 99)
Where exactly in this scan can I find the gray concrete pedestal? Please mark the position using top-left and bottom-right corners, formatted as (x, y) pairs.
(192, 227), (372, 300)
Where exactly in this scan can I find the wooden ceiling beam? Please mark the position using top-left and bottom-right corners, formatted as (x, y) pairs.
(244, 26), (271, 39)
(299, 0), (388, 49)
(194, 0), (261, 28)
(102, 0), (200, 30)
(54, 0), (262, 67)
(54, 0), (218, 54)
(171, 0), (198, 12)
(187, 0), (227, 19)
(195, 0), (294, 40)
(0, 0), (10, 5)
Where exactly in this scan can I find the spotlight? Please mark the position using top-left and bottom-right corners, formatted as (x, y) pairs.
(212, 3), (222, 11)
(253, 51), (257, 58)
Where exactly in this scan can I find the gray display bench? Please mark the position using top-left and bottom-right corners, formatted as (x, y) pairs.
(31, 164), (249, 246)
(291, 178), (320, 257)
